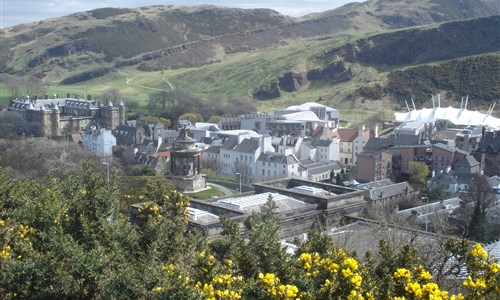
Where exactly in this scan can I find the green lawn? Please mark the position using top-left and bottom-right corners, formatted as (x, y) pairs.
(0, 84), (12, 107)
(187, 186), (221, 200)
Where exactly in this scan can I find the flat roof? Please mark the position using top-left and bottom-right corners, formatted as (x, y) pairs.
(215, 192), (311, 214)
(187, 207), (220, 224)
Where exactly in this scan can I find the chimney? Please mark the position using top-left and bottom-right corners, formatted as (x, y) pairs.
(358, 125), (365, 139)
(261, 135), (273, 153)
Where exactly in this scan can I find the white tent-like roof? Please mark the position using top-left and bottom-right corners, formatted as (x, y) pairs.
(395, 103), (499, 129)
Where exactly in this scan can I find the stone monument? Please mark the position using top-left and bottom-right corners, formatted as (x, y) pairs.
(167, 125), (206, 192)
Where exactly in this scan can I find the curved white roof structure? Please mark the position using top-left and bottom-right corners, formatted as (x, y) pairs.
(394, 97), (499, 129)
(282, 110), (320, 122)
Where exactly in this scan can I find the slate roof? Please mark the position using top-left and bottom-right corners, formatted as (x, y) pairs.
(204, 145), (221, 155)
(428, 170), (458, 185)
(454, 155), (480, 168)
(428, 170), (474, 186)
(300, 141), (316, 151)
(454, 173), (475, 185)
(432, 143), (458, 153)
(479, 131), (500, 153)
(356, 179), (394, 189)
(358, 181), (415, 201)
(312, 138), (334, 147)
(394, 134), (420, 146)
(299, 158), (315, 165)
(305, 160), (344, 176)
(233, 138), (260, 154)
(220, 136), (239, 150)
(364, 137), (394, 151)
(257, 153), (299, 165)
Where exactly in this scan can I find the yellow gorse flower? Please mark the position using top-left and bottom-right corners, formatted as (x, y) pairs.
(470, 243), (487, 259)
(394, 268), (412, 280)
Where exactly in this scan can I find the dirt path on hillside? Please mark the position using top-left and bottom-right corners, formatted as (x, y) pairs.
(117, 70), (173, 92)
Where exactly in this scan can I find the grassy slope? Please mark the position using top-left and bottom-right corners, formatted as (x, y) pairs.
(0, 32), (395, 120)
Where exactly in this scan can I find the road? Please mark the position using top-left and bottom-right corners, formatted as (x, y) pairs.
(207, 183), (234, 197)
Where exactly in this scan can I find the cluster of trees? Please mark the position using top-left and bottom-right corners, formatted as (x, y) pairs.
(0, 138), (102, 181)
(0, 74), (48, 100)
(1, 163), (498, 299)
(147, 90), (256, 125)
(0, 111), (44, 138)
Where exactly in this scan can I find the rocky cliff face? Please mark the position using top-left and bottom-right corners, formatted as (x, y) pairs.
(318, 16), (500, 68)
(278, 71), (308, 92)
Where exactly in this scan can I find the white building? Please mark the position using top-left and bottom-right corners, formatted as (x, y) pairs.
(298, 138), (340, 163)
(218, 102), (339, 137)
(275, 135), (303, 156)
(83, 128), (116, 157)
(203, 133), (274, 183)
(255, 152), (306, 182)
(276, 102), (340, 129)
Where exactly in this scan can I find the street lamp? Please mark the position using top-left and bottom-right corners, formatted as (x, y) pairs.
(235, 172), (241, 193)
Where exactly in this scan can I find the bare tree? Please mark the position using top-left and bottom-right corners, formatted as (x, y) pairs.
(201, 157), (223, 176)
(0, 74), (22, 99)
(22, 76), (47, 98)
(103, 88), (121, 104)
(231, 161), (253, 184)
(464, 174), (497, 242)
(0, 138), (104, 181)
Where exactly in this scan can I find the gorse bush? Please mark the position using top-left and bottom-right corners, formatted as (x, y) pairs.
(0, 164), (499, 299)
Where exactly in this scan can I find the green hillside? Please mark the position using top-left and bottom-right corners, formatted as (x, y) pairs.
(0, 0), (498, 117)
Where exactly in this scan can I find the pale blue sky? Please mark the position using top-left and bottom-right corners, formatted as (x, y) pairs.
(0, 0), (358, 29)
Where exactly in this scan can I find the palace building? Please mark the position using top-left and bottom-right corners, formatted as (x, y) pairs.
(7, 94), (126, 137)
